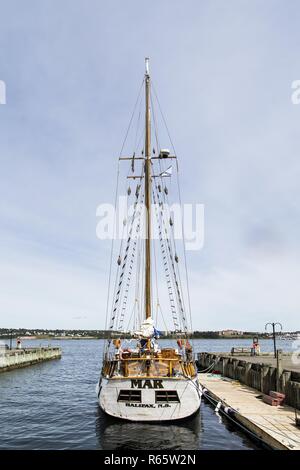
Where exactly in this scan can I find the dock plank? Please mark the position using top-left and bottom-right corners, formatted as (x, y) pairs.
(199, 373), (300, 450)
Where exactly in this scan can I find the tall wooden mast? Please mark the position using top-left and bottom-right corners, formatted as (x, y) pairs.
(144, 57), (152, 319)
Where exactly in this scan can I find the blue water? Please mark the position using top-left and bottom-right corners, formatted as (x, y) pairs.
(0, 338), (291, 450)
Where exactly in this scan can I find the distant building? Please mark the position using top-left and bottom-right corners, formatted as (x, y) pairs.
(218, 329), (244, 337)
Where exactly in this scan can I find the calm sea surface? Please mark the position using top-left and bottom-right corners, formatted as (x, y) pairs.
(0, 338), (293, 450)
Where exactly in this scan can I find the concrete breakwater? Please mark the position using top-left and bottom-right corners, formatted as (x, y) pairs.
(0, 347), (62, 372)
(197, 352), (300, 410)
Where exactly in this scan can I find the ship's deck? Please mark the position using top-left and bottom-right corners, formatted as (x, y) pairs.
(102, 348), (197, 379)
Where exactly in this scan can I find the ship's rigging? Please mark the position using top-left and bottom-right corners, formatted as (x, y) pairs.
(104, 58), (193, 357)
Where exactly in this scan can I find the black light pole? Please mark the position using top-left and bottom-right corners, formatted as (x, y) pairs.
(265, 322), (282, 358)
(9, 329), (12, 350)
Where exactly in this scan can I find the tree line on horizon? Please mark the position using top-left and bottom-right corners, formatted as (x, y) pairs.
(0, 327), (291, 340)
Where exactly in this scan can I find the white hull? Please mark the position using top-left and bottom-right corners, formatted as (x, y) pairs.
(96, 376), (201, 422)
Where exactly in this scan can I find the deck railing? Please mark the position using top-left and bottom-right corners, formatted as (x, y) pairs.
(102, 356), (196, 379)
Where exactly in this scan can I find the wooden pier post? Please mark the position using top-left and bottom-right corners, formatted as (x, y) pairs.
(222, 357), (229, 376)
(245, 362), (252, 386)
(276, 349), (283, 392)
(260, 365), (269, 393)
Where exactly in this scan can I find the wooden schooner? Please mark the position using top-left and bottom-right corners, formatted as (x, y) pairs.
(96, 58), (201, 421)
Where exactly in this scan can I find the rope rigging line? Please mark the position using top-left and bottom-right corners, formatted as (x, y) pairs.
(151, 84), (193, 336)
(154, 186), (188, 334)
(152, 189), (178, 329)
(152, 232), (160, 327)
(133, 92), (143, 154)
(118, 193), (145, 331)
(152, 187), (186, 333)
(150, 99), (184, 332)
(108, 185), (132, 336)
(120, 78), (145, 157)
(104, 160), (120, 335)
(124, 300), (137, 335)
(130, 221), (143, 332)
(151, 91), (189, 329)
(112, 114), (145, 333)
(116, 150), (146, 332)
(109, 183), (143, 331)
(104, 78), (146, 356)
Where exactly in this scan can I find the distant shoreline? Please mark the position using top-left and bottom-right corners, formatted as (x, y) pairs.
(0, 334), (272, 341)
(0, 335), (97, 341)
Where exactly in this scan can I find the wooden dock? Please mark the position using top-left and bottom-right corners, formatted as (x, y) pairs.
(198, 352), (300, 410)
(199, 373), (300, 450)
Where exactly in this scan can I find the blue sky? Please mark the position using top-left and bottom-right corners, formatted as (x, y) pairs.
(0, 0), (300, 330)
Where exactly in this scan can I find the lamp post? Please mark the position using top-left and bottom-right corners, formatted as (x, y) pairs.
(265, 322), (282, 358)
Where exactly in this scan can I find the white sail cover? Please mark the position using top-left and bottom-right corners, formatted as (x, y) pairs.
(133, 317), (154, 338)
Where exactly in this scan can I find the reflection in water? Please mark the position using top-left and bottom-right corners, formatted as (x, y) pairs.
(95, 399), (260, 450)
(96, 407), (202, 450)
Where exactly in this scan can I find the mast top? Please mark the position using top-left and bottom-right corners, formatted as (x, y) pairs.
(145, 57), (150, 77)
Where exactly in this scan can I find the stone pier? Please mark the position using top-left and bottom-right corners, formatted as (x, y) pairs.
(0, 347), (62, 372)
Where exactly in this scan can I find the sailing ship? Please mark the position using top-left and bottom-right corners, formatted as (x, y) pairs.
(96, 58), (201, 421)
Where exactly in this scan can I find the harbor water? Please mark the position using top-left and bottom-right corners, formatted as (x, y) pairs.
(0, 339), (294, 450)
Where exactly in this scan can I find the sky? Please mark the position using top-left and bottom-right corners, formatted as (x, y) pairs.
(0, 0), (300, 331)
